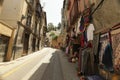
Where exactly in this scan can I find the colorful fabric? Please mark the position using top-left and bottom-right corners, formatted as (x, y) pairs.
(80, 33), (85, 48)
(87, 75), (104, 80)
(99, 41), (108, 64)
(81, 49), (90, 74)
(65, 46), (69, 54)
(87, 42), (93, 48)
(98, 33), (114, 72)
(77, 18), (81, 33)
(81, 48), (94, 75)
(111, 31), (120, 73)
(84, 16), (90, 24)
(84, 30), (88, 43)
(66, 34), (70, 46)
(83, 8), (91, 24)
(102, 43), (113, 72)
(79, 16), (85, 32)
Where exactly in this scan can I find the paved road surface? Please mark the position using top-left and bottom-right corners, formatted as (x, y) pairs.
(0, 48), (79, 80)
(40, 51), (64, 80)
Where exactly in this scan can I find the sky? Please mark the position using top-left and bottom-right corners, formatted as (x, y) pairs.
(40, 0), (64, 26)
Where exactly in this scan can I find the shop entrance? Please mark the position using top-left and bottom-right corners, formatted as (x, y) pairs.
(0, 34), (10, 62)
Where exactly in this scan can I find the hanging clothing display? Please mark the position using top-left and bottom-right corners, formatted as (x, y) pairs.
(79, 8), (91, 33)
(87, 24), (95, 41)
(81, 48), (91, 75)
(87, 75), (105, 80)
(83, 8), (91, 27)
(81, 42), (94, 75)
(93, 33), (100, 55)
(102, 42), (113, 72)
(66, 34), (70, 46)
(84, 30), (88, 43)
(98, 32), (113, 72)
(99, 33), (109, 64)
(111, 29), (120, 73)
(65, 46), (69, 54)
(72, 36), (80, 55)
(93, 33), (100, 64)
(77, 18), (81, 33)
(79, 16), (85, 32)
(80, 33), (85, 48)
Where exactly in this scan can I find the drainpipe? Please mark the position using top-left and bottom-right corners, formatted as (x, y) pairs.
(12, 16), (26, 60)
(32, 0), (36, 52)
(12, 23), (20, 60)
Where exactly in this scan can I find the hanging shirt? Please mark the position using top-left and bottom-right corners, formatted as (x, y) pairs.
(102, 42), (113, 72)
(87, 24), (95, 41)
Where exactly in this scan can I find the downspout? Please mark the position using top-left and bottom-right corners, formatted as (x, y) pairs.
(12, 23), (20, 60)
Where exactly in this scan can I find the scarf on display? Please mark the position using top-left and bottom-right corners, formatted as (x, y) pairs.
(102, 42), (113, 72)
(79, 16), (85, 32)
(79, 8), (91, 32)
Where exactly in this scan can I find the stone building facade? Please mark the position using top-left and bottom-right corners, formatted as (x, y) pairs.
(0, 0), (47, 61)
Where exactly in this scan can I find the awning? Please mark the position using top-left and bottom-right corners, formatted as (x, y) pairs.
(0, 21), (14, 37)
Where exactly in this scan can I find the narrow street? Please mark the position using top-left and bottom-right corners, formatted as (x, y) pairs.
(0, 48), (79, 80)
(0, 0), (120, 80)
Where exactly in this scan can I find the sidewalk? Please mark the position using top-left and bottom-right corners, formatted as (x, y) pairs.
(58, 50), (79, 80)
